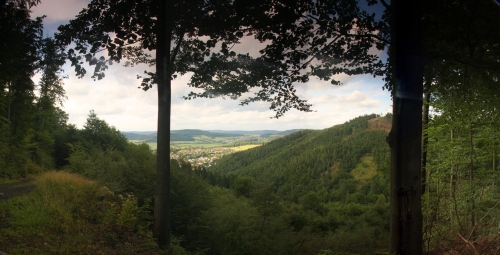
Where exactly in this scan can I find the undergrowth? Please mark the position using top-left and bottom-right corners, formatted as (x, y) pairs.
(0, 171), (182, 255)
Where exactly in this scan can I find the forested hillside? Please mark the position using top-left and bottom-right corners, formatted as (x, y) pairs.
(209, 114), (391, 202)
(186, 114), (394, 254)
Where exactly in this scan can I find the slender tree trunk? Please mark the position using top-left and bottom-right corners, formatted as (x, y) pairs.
(469, 125), (475, 237)
(422, 79), (432, 194)
(450, 129), (455, 199)
(154, 0), (173, 248)
(421, 80), (431, 251)
(494, 108), (498, 172)
(389, 1), (424, 254)
(493, 143), (497, 171)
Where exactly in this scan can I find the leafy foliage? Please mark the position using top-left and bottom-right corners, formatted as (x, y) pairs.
(186, 0), (387, 117)
(0, 3), (69, 178)
(422, 62), (500, 253)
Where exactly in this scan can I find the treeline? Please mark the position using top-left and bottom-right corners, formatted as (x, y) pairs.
(0, 3), (67, 177)
(196, 114), (392, 253)
(1, 104), (392, 254)
(39, 112), (392, 254)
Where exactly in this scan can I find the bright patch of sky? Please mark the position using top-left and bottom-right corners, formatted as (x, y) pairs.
(30, 0), (392, 131)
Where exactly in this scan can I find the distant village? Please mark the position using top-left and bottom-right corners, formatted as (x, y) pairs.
(170, 147), (235, 167)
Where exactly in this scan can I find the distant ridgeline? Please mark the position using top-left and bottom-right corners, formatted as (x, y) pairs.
(122, 129), (297, 142)
(207, 114), (392, 202)
(122, 129), (239, 142)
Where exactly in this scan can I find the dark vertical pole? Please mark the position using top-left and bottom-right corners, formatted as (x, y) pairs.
(154, 0), (173, 249)
(389, 0), (425, 254)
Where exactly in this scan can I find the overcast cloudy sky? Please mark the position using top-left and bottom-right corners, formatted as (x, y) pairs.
(30, 0), (392, 132)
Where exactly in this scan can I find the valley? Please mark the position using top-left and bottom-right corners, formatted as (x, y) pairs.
(4, 112), (499, 254)
(124, 129), (297, 167)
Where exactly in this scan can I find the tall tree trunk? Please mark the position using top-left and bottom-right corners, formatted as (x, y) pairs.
(422, 79), (432, 194)
(154, 0), (173, 248)
(389, 0), (424, 254)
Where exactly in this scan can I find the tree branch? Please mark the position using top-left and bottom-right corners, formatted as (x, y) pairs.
(379, 0), (390, 10)
(305, 14), (390, 45)
(170, 30), (185, 66)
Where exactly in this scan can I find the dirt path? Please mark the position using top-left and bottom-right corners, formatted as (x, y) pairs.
(0, 179), (35, 243)
(0, 179), (35, 201)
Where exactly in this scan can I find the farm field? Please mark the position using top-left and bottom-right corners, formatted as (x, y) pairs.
(231, 144), (261, 151)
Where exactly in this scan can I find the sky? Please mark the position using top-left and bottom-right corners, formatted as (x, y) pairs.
(30, 0), (392, 132)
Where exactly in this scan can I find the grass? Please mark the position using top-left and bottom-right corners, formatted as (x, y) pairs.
(147, 142), (158, 150)
(129, 140), (158, 150)
(0, 178), (23, 185)
(0, 171), (164, 255)
(129, 139), (147, 144)
(231, 144), (261, 152)
(0, 175), (35, 185)
(351, 155), (377, 184)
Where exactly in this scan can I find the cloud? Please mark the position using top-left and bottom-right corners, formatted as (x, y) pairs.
(30, 0), (90, 24)
(341, 90), (380, 108)
(345, 90), (366, 102)
(30, 0), (392, 132)
(314, 94), (338, 104)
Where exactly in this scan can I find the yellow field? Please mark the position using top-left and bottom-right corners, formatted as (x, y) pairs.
(231, 144), (261, 152)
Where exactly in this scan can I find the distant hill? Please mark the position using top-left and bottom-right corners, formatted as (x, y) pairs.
(170, 129), (243, 141)
(122, 129), (302, 142)
(208, 114), (392, 201)
(208, 130), (295, 135)
(121, 132), (156, 141)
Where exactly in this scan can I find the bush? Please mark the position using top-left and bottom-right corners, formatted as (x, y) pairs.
(0, 171), (161, 254)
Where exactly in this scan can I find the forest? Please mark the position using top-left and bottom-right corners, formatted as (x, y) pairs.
(2, 0), (500, 254)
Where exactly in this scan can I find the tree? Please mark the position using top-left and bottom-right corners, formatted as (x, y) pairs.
(186, 0), (387, 117)
(191, 1), (500, 253)
(55, 0), (500, 251)
(0, 0), (40, 8)
(386, 1), (424, 253)
(32, 37), (68, 168)
(422, 60), (500, 252)
(81, 110), (128, 151)
(0, 1), (45, 176)
(55, 0), (286, 247)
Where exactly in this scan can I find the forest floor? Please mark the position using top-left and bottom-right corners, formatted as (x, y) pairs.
(0, 178), (35, 254)
(0, 179), (34, 227)
(0, 173), (164, 255)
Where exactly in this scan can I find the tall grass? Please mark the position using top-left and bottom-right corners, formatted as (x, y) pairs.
(0, 171), (162, 255)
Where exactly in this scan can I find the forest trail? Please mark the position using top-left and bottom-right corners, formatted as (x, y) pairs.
(0, 179), (35, 201)
(0, 179), (35, 255)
